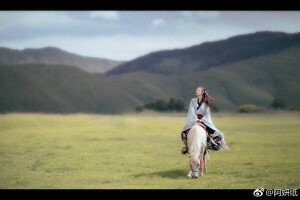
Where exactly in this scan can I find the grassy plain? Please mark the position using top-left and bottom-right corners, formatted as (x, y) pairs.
(0, 112), (299, 189)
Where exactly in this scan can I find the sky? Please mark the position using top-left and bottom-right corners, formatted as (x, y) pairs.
(1, 11), (300, 61)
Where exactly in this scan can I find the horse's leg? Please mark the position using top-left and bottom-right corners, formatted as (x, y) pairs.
(204, 150), (208, 173)
(187, 159), (192, 178)
(199, 156), (204, 177)
(203, 155), (206, 173)
(200, 162), (203, 176)
(187, 169), (192, 178)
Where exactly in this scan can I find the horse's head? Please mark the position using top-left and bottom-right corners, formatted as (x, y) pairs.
(189, 155), (201, 178)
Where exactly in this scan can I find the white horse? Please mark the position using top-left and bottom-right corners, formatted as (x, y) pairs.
(186, 122), (209, 178)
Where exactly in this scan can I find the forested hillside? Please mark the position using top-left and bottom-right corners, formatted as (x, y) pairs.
(1, 31), (299, 113)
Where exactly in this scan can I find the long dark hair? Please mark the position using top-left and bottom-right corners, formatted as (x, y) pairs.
(198, 86), (215, 106)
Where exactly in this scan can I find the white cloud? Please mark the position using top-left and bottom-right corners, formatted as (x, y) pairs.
(180, 11), (220, 19)
(1, 11), (300, 61)
(195, 11), (220, 19)
(89, 11), (119, 20)
(0, 11), (75, 27)
(0, 11), (82, 34)
(151, 18), (166, 28)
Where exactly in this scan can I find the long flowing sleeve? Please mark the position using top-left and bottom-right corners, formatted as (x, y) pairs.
(202, 105), (228, 149)
(182, 99), (198, 132)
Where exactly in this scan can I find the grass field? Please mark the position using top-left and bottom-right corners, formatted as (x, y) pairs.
(0, 111), (299, 189)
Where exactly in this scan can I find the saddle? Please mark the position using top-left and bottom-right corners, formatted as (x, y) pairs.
(184, 120), (222, 151)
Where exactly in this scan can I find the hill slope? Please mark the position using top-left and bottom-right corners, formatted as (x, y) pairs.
(105, 31), (300, 76)
(107, 47), (300, 110)
(0, 47), (125, 74)
(0, 64), (140, 113)
(1, 47), (299, 113)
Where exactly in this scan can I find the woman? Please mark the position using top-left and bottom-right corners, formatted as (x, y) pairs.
(181, 86), (228, 154)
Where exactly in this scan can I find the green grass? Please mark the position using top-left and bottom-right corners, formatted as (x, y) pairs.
(0, 112), (299, 189)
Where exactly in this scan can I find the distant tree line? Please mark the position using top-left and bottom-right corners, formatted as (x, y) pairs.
(271, 97), (288, 109)
(136, 98), (186, 112)
(238, 97), (299, 113)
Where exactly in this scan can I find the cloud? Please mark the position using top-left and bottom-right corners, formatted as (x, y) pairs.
(151, 18), (166, 28)
(89, 11), (119, 20)
(0, 11), (75, 28)
(0, 11), (83, 38)
(0, 11), (121, 40)
(1, 11), (300, 61)
(180, 11), (220, 19)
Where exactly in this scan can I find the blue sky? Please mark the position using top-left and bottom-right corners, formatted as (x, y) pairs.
(1, 11), (300, 61)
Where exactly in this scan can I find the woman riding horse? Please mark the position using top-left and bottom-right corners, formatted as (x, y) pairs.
(181, 86), (229, 154)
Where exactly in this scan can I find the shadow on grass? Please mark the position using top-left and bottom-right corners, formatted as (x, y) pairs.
(135, 169), (187, 179)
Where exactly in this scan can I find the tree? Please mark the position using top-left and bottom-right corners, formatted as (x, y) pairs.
(174, 99), (185, 111)
(155, 99), (168, 111)
(144, 99), (168, 111)
(168, 98), (176, 110)
(271, 97), (288, 109)
(143, 98), (186, 112)
(238, 104), (266, 113)
(135, 106), (144, 113)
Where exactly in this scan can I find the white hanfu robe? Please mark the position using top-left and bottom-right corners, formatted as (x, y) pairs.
(182, 98), (228, 149)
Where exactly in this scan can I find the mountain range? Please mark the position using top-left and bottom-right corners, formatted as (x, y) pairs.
(0, 47), (124, 74)
(1, 31), (300, 113)
(105, 31), (300, 76)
